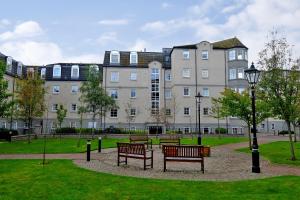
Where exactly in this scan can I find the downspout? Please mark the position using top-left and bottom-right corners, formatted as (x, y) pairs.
(195, 48), (198, 132)
(9, 76), (16, 130)
(104, 66), (107, 131)
(224, 50), (229, 134)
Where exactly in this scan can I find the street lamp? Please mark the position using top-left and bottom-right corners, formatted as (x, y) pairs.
(195, 92), (203, 145)
(244, 62), (261, 173)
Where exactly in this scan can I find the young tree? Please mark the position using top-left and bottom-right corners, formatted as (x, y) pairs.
(16, 70), (45, 142)
(211, 98), (224, 138)
(0, 60), (13, 121)
(170, 94), (180, 130)
(218, 88), (270, 149)
(56, 104), (67, 129)
(258, 31), (300, 160)
(77, 105), (86, 147)
(124, 101), (137, 133)
(80, 66), (116, 137)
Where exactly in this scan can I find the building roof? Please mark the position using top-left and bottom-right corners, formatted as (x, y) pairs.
(212, 37), (248, 49)
(103, 51), (166, 68)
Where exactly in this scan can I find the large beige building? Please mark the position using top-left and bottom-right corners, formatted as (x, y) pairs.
(1, 37), (287, 134)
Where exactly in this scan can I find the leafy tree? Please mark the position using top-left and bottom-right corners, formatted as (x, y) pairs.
(0, 60), (13, 120)
(258, 31), (300, 160)
(80, 66), (116, 137)
(56, 104), (67, 129)
(77, 105), (86, 147)
(124, 101), (137, 134)
(16, 70), (45, 142)
(217, 88), (270, 149)
(211, 98), (224, 138)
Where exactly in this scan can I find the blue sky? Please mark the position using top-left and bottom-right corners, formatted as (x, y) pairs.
(0, 0), (300, 65)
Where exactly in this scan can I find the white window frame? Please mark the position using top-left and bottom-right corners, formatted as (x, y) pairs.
(110, 71), (119, 82)
(52, 104), (58, 112)
(203, 107), (209, 116)
(202, 70), (209, 78)
(165, 108), (171, 116)
(130, 88), (136, 98)
(245, 50), (248, 60)
(71, 85), (78, 94)
(182, 68), (191, 78)
(88, 122), (97, 129)
(165, 89), (172, 99)
(130, 108), (136, 116)
(110, 51), (120, 64)
(184, 107), (190, 116)
(6, 57), (12, 72)
(41, 68), (46, 79)
(130, 52), (138, 64)
(237, 49), (243, 60)
(110, 89), (118, 99)
(202, 88), (209, 97)
(70, 122), (77, 128)
(71, 104), (77, 112)
(183, 87), (190, 96)
(271, 123), (275, 130)
(183, 50), (190, 59)
(110, 108), (118, 118)
(165, 71), (171, 81)
(53, 65), (61, 78)
(71, 65), (79, 78)
(201, 50), (208, 60)
(130, 72), (137, 81)
(52, 86), (60, 94)
(229, 68), (236, 80)
(1, 121), (6, 128)
(237, 68), (244, 79)
(229, 50), (236, 61)
(17, 62), (23, 76)
(184, 127), (190, 134)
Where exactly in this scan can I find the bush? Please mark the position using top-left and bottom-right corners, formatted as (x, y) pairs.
(278, 130), (295, 135)
(166, 130), (182, 134)
(55, 127), (76, 134)
(0, 128), (18, 141)
(215, 128), (227, 134)
(122, 129), (147, 134)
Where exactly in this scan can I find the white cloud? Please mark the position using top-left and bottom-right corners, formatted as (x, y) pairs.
(129, 39), (149, 51)
(0, 19), (10, 28)
(96, 32), (119, 46)
(0, 21), (43, 41)
(161, 2), (172, 9)
(98, 19), (129, 25)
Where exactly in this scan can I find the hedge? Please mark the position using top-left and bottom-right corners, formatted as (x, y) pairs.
(0, 128), (18, 141)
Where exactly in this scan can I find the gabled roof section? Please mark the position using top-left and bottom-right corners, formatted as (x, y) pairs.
(103, 51), (165, 68)
(212, 37), (248, 49)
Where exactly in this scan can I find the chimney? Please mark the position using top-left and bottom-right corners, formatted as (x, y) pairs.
(144, 48), (146, 52)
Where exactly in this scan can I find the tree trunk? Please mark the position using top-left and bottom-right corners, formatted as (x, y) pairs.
(92, 113), (95, 139)
(27, 119), (32, 144)
(287, 121), (296, 160)
(77, 114), (83, 148)
(248, 126), (252, 150)
(293, 123), (297, 142)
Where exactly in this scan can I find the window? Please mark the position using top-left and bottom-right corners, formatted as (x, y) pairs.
(261, 123), (265, 129)
(130, 108), (136, 116)
(51, 122), (57, 129)
(202, 50), (208, 60)
(130, 52), (138, 64)
(229, 68), (236, 80)
(70, 122), (76, 128)
(71, 65), (79, 78)
(71, 104), (77, 112)
(184, 107), (190, 116)
(237, 68), (244, 79)
(203, 107), (209, 115)
(164, 90), (171, 99)
(238, 88), (245, 94)
(184, 127), (190, 134)
(41, 68), (46, 79)
(13, 121), (18, 130)
(165, 71), (171, 81)
(110, 51), (120, 64)
(110, 89), (118, 99)
(229, 50), (236, 61)
(245, 50), (248, 60)
(237, 50), (243, 60)
(203, 127), (210, 134)
(71, 85), (78, 94)
(151, 68), (160, 115)
(53, 86), (60, 94)
(17, 62), (22, 76)
(130, 72), (137, 80)
(183, 87), (190, 96)
(89, 65), (99, 72)
(110, 71), (119, 82)
(202, 70), (209, 78)
(53, 65), (61, 78)
(1, 121), (6, 128)
(130, 88), (136, 98)
(165, 109), (171, 116)
(202, 88), (209, 97)
(232, 127), (238, 134)
(182, 68), (191, 78)
(6, 57), (12, 72)
(52, 104), (58, 112)
(110, 108), (118, 117)
(183, 50), (190, 59)
(88, 122), (97, 128)
(271, 123), (275, 130)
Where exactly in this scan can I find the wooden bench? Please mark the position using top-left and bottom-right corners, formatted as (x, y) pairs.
(163, 145), (204, 173)
(129, 135), (152, 149)
(117, 143), (153, 170)
(159, 136), (180, 148)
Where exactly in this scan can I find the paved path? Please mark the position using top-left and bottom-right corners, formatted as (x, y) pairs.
(1, 135), (300, 181)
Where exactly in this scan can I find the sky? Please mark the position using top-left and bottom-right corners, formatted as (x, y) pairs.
(0, 0), (300, 65)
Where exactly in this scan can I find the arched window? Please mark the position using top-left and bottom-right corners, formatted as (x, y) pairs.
(130, 51), (138, 64)
(53, 64), (61, 78)
(110, 51), (120, 64)
(71, 65), (79, 78)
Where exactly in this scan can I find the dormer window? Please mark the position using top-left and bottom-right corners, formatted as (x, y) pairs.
(17, 62), (22, 76)
(6, 57), (12, 72)
(71, 65), (79, 78)
(53, 65), (61, 78)
(41, 68), (46, 79)
(130, 52), (138, 64)
(110, 51), (120, 64)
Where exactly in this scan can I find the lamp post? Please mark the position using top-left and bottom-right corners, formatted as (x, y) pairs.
(195, 92), (203, 145)
(244, 62), (261, 173)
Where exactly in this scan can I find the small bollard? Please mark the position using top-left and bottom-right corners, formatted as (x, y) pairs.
(87, 140), (91, 162)
(98, 137), (102, 153)
(197, 136), (202, 145)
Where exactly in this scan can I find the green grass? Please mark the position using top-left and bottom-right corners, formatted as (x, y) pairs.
(0, 159), (300, 200)
(0, 136), (247, 154)
(238, 141), (300, 167)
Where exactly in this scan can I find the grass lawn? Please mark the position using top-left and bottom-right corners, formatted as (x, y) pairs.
(238, 141), (300, 167)
(0, 136), (247, 154)
(0, 159), (300, 200)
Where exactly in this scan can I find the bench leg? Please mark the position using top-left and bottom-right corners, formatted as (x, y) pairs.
(117, 155), (120, 166)
(144, 158), (146, 170)
(163, 159), (166, 172)
(201, 161), (204, 174)
(125, 156), (128, 165)
(151, 151), (153, 168)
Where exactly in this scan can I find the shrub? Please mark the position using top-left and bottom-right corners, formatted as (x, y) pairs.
(0, 128), (18, 141)
(122, 129), (147, 134)
(55, 127), (76, 134)
(278, 130), (295, 135)
(215, 128), (227, 134)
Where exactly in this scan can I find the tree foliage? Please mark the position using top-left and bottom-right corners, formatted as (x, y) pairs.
(56, 104), (67, 129)
(0, 60), (13, 119)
